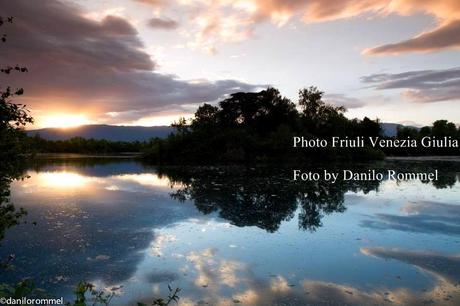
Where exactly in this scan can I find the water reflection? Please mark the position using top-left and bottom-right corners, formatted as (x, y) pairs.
(361, 200), (460, 235)
(159, 162), (459, 232)
(128, 246), (460, 306)
(0, 159), (459, 305)
(160, 166), (378, 232)
(1, 161), (202, 294)
(34, 171), (98, 190)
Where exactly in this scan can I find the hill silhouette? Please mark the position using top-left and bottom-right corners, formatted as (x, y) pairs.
(27, 124), (173, 142)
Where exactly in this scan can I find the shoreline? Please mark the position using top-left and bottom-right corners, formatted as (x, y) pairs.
(386, 156), (460, 162)
(30, 153), (142, 159)
(28, 153), (460, 163)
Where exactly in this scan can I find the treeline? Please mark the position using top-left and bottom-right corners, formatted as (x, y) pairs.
(24, 135), (147, 154)
(22, 88), (460, 159)
(387, 120), (460, 156)
(144, 87), (384, 164)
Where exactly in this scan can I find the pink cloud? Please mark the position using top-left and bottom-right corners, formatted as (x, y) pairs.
(138, 0), (460, 55)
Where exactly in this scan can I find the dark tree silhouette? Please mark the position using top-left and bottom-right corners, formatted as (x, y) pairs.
(144, 87), (384, 164)
(0, 16), (33, 161)
(432, 120), (457, 137)
(391, 119), (460, 156)
(0, 16), (31, 247)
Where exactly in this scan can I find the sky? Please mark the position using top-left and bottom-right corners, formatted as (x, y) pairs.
(1, 0), (460, 128)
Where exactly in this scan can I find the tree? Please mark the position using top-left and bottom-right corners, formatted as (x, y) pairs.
(298, 86), (324, 119)
(171, 117), (189, 135)
(297, 86), (347, 135)
(397, 125), (418, 139)
(0, 16), (33, 160)
(143, 87), (385, 163)
(0, 16), (30, 267)
(419, 126), (432, 137)
(431, 120), (457, 137)
(361, 117), (381, 137)
(191, 103), (219, 129)
(218, 87), (298, 134)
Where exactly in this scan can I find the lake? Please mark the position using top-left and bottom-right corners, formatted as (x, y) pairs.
(1, 158), (459, 305)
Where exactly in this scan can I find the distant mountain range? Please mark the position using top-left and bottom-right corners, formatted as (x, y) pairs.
(380, 123), (420, 137)
(27, 123), (413, 141)
(27, 125), (174, 142)
(380, 123), (401, 137)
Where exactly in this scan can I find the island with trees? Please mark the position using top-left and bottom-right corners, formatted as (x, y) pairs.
(18, 86), (460, 162)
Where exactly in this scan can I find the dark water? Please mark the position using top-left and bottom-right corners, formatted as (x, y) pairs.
(1, 159), (460, 305)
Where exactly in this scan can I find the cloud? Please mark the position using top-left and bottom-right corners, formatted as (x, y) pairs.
(361, 247), (460, 284)
(402, 200), (460, 217)
(324, 94), (366, 109)
(183, 2), (257, 54)
(127, 245), (460, 306)
(134, 0), (166, 6)
(361, 67), (460, 103)
(360, 200), (460, 235)
(0, 0), (261, 124)
(299, 0), (460, 54)
(144, 270), (179, 283)
(137, 0), (460, 55)
(148, 17), (179, 30)
(365, 19), (460, 55)
(259, 0), (386, 23)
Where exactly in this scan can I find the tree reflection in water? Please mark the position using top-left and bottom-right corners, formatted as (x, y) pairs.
(0, 159), (459, 305)
(158, 162), (460, 233)
(0, 158), (27, 245)
(158, 166), (379, 232)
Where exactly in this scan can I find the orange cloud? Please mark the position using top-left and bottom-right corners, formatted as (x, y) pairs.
(268, 0), (460, 54)
(180, 1), (257, 54)
(135, 0), (166, 6)
(141, 0), (460, 55)
(259, 0), (460, 55)
(255, 0), (386, 23)
(365, 19), (460, 55)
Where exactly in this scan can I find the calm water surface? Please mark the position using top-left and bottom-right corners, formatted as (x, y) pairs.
(1, 159), (460, 305)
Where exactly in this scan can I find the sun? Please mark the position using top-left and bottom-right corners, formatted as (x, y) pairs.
(40, 114), (90, 128)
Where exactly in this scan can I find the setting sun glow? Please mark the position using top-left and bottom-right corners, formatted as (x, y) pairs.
(40, 114), (90, 128)
(38, 171), (93, 189)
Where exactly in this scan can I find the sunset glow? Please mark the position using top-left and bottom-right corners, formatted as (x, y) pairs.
(2, 0), (460, 127)
(40, 114), (91, 129)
